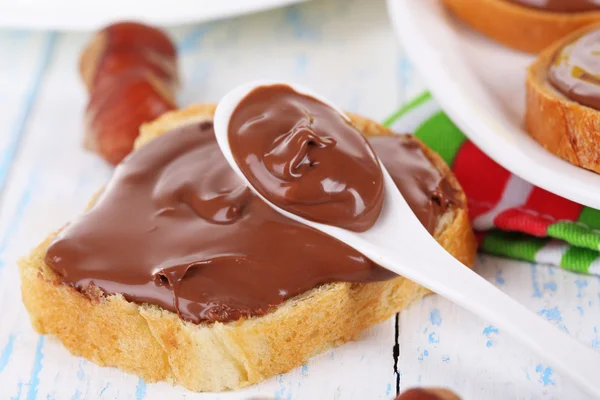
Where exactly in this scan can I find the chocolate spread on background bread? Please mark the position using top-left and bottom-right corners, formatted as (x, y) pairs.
(548, 29), (600, 110)
(45, 121), (460, 324)
(506, 0), (600, 12)
(228, 84), (384, 232)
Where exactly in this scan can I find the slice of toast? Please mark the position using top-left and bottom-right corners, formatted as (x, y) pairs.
(19, 104), (476, 392)
(526, 23), (600, 174)
(441, 0), (600, 53)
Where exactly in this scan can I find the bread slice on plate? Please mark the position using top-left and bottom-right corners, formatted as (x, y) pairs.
(441, 0), (600, 53)
(526, 23), (600, 174)
(19, 104), (476, 392)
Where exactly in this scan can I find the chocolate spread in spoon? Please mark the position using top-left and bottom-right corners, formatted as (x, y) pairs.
(228, 84), (384, 232)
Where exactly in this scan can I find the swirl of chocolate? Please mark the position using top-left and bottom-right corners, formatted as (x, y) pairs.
(506, 0), (600, 12)
(228, 84), (384, 232)
(548, 29), (600, 110)
(44, 121), (460, 324)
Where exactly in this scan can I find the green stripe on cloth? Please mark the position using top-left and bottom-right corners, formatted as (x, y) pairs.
(578, 207), (600, 230)
(547, 222), (600, 251)
(482, 231), (549, 261)
(414, 112), (467, 166)
(382, 92), (432, 127)
(559, 246), (599, 274)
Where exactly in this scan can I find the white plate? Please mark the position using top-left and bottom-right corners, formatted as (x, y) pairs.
(387, 0), (600, 209)
(0, 0), (307, 31)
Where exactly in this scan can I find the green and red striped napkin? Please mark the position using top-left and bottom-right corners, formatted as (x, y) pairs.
(385, 92), (600, 276)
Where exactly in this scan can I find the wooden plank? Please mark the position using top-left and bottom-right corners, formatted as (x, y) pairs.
(0, 30), (114, 400)
(0, 31), (56, 199)
(0, 30), (59, 400)
(396, 256), (599, 399)
(170, 0), (401, 120)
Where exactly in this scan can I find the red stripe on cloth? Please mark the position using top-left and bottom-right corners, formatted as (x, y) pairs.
(494, 208), (552, 237)
(524, 188), (583, 222)
(452, 141), (512, 220)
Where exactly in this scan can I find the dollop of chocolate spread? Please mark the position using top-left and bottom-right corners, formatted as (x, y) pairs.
(506, 0), (600, 12)
(45, 122), (460, 324)
(548, 29), (600, 110)
(228, 84), (384, 232)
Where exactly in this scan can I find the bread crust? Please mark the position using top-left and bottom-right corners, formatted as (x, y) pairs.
(526, 23), (600, 173)
(19, 104), (476, 392)
(441, 0), (600, 53)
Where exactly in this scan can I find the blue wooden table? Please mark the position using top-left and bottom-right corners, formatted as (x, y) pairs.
(0, 0), (598, 398)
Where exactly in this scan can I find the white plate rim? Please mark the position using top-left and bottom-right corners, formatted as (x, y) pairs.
(0, 0), (307, 31)
(387, 0), (600, 210)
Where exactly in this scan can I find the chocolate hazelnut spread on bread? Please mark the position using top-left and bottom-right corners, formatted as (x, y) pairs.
(506, 0), (600, 12)
(45, 121), (460, 324)
(228, 84), (384, 232)
(548, 29), (600, 110)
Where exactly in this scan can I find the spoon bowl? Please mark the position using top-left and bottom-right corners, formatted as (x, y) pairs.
(214, 81), (600, 398)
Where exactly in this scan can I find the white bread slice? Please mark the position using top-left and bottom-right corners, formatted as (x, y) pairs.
(19, 104), (477, 392)
(441, 0), (600, 54)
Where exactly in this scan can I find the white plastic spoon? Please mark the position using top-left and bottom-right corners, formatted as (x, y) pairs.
(214, 80), (600, 398)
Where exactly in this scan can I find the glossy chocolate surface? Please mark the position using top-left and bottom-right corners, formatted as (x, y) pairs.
(228, 84), (384, 232)
(548, 29), (600, 110)
(45, 122), (459, 324)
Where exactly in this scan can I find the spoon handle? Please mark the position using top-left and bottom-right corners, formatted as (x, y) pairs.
(357, 234), (600, 397)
